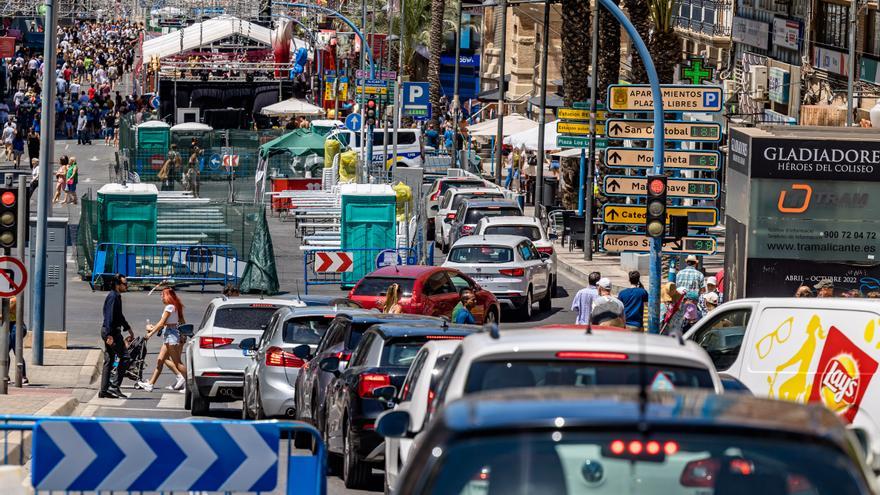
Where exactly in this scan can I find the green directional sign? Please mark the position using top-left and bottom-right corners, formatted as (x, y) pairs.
(556, 135), (607, 149)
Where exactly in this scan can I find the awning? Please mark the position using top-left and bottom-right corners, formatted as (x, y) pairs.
(467, 113), (537, 137)
(260, 98), (326, 117)
(504, 120), (561, 151)
(527, 94), (565, 109)
(259, 128), (327, 158)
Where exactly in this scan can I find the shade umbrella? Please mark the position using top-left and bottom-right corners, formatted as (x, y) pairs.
(260, 98), (326, 117)
(467, 113), (537, 137)
(504, 120), (561, 151)
(259, 129), (327, 158)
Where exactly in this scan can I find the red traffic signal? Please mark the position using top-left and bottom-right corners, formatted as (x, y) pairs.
(648, 177), (666, 196)
(1, 191), (15, 207)
(366, 99), (376, 109)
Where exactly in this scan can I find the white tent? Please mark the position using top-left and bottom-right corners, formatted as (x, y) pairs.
(142, 15), (308, 61)
(260, 98), (326, 117)
(504, 120), (561, 151)
(467, 113), (537, 137)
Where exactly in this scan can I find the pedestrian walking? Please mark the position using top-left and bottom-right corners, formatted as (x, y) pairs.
(76, 109), (89, 144)
(138, 288), (187, 392)
(591, 295), (626, 328)
(2, 121), (15, 161)
(571, 272), (601, 325)
(53, 158), (68, 204)
(675, 255), (705, 293)
(4, 296), (28, 385)
(382, 283), (403, 314)
(661, 285), (686, 336)
(26, 128), (39, 163)
(698, 276), (720, 315)
(63, 158), (78, 205)
(100, 274), (133, 399)
(11, 129), (24, 168)
(185, 151), (200, 198)
(814, 279), (835, 297)
(618, 271), (648, 331)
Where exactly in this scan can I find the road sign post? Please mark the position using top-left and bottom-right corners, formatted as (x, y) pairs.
(0, 254), (26, 395)
(602, 204), (718, 227)
(603, 175), (719, 199)
(14, 179), (25, 388)
(604, 148), (720, 170)
(606, 119), (722, 141)
(601, 233), (717, 255)
(607, 84), (722, 112)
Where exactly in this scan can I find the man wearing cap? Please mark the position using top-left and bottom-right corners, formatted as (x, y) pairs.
(698, 276), (719, 315)
(591, 295), (626, 329)
(571, 272), (601, 325)
(814, 279), (835, 298)
(676, 255), (705, 293)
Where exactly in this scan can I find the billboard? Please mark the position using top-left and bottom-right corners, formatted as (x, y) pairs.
(439, 12), (482, 100)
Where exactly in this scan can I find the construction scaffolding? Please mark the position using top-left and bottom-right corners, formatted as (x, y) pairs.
(0, 0), (121, 18)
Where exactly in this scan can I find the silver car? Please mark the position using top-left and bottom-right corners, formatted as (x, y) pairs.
(442, 234), (551, 320)
(241, 307), (342, 419)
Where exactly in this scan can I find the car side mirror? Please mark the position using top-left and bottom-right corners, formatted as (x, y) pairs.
(373, 385), (397, 402)
(292, 344), (312, 360)
(719, 374), (751, 394)
(376, 410), (411, 438)
(239, 337), (257, 351)
(319, 356), (340, 373)
(178, 324), (195, 337)
(443, 217), (453, 223)
(539, 252), (550, 260)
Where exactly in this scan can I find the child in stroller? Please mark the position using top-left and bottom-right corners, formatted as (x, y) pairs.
(110, 335), (148, 385)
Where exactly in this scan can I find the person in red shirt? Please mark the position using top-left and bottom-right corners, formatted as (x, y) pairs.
(63, 67), (72, 81)
(87, 84), (96, 100)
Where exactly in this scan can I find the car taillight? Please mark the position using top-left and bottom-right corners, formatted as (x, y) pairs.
(357, 373), (390, 398)
(431, 189), (441, 201)
(605, 439), (678, 463)
(537, 246), (554, 255)
(265, 346), (305, 367)
(446, 213), (456, 220)
(680, 458), (719, 487)
(199, 336), (234, 349)
(425, 335), (465, 340)
(460, 225), (474, 235)
(499, 268), (524, 277)
(335, 351), (352, 361)
(556, 351), (629, 360)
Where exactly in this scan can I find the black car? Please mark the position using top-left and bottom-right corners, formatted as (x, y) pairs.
(322, 322), (478, 489)
(379, 388), (878, 495)
(293, 313), (443, 438)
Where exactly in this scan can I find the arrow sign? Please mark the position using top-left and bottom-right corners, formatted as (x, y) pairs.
(602, 204), (718, 227)
(601, 233), (717, 255)
(603, 147), (721, 171)
(32, 419), (279, 491)
(315, 251), (354, 273)
(602, 175), (719, 199)
(0, 256), (27, 297)
(607, 84), (723, 112)
(606, 119), (722, 142)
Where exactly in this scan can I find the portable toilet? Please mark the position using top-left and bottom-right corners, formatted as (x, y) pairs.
(340, 184), (397, 286)
(135, 120), (171, 177)
(97, 183), (159, 245)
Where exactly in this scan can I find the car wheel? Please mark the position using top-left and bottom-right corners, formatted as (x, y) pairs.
(343, 419), (371, 489)
(484, 308), (498, 325)
(184, 379), (192, 410)
(190, 379), (209, 416)
(518, 287), (533, 320)
(539, 284), (552, 312)
(551, 274), (558, 298)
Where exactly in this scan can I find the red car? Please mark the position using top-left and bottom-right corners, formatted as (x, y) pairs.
(348, 266), (500, 324)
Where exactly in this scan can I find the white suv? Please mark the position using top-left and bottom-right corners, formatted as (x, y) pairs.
(184, 297), (305, 415)
(475, 215), (558, 296)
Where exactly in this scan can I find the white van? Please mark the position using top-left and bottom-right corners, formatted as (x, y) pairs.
(685, 298), (880, 471)
(326, 128), (423, 167)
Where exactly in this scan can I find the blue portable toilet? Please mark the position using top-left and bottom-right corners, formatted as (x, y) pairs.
(339, 184), (397, 286)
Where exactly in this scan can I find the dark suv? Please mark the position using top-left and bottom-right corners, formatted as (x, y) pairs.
(447, 199), (523, 248)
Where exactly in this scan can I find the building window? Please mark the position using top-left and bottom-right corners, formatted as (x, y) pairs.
(816, 1), (849, 50)
(868, 10), (880, 57)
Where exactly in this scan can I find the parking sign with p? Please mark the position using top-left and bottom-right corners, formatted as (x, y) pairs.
(402, 82), (431, 119)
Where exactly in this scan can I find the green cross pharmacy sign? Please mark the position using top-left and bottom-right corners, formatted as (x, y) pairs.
(680, 58), (714, 85)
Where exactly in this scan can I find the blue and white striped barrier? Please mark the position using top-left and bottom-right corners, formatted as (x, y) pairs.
(32, 418), (279, 492)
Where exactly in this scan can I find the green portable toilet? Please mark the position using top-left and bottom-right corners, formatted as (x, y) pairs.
(97, 183), (159, 245)
(340, 184), (397, 286)
(135, 120), (171, 177)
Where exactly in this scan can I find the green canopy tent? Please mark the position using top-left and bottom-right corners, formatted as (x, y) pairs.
(256, 128), (327, 199)
(258, 128), (327, 159)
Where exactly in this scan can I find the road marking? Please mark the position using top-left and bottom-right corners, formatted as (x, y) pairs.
(157, 392), (185, 409)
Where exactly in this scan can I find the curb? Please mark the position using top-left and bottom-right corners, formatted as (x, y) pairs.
(78, 349), (103, 387)
(2, 397), (79, 466)
(556, 257), (591, 287)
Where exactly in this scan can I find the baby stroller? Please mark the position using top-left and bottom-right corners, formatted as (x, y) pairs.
(110, 335), (148, 385)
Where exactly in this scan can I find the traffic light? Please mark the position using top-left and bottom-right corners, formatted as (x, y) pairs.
(0, 186), (18, 249)
(645, 175), (667, 238)
(366, 98), (377, 127)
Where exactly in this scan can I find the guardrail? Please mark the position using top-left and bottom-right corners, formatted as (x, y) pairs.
(0, 415), (326, 494)
(91, 243), (239, 291)
(303, 246), (418, 293)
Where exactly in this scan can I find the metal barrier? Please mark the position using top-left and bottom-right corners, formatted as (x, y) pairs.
(303, 246), (418, 293)
(0, 415), (326, 495)
(91, 243), (239, 291)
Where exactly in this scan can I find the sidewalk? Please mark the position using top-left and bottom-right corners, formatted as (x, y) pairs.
(0, 348), (102, 415)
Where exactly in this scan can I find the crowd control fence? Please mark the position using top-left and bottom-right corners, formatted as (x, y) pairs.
(303, 246), (418, 293)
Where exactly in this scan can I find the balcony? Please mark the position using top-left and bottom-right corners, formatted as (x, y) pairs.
(674, 16), (733, 38)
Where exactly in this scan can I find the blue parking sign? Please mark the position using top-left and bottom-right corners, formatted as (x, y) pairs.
(703, 90), (720, 110)
(402, 82), (430, 118)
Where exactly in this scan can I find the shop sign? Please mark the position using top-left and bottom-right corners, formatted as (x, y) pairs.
(813, 47), (847, 76)
(768, 67), (790, 104)
(733, 16), (770, 50)
(772, 18), (801, 51)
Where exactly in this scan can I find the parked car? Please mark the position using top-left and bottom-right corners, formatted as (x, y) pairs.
(383, 340), (459, 493)
(475, 215), (558, 296)
(447, 199), (523, 248)
(425, 177), (495, 240)
(240, 307), (362, 419)
(348, 265), (501, 324)
(278, 294), (364, 308)
(293, 312), (443, 433)
(435, 187), (506, 252)
(684, 297), (880, 472)
(183, 297), (305, 415)
(379, 388), (879, 494)
(322, 323), (477, 488)
(443, 235), (551, 319)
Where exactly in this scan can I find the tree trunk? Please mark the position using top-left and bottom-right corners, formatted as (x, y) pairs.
(427, 0), (446, 126)
(560, 0), (591, 210)
(625, 0), (651, 83)
(650, 27), (680, 83)
(598, 0), (621, 98)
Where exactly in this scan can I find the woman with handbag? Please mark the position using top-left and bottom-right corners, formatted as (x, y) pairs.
(138, 288), (188, 392)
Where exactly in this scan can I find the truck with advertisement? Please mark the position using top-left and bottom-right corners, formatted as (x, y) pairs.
(685, 298), (880, 473)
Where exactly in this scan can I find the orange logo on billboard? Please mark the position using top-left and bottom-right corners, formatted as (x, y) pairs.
(777, 183), (812, 213)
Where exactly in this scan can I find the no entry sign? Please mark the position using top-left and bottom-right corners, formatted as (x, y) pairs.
(0, 256), (27, 297)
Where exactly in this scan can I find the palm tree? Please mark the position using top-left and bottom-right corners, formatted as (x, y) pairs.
(560, 0), (591, 209)
(427, 0), (446, 125)
(625, 0), (651, 83)
(647, 0), (681, 83)
(390, 0), (432, 79)
(598, 0), (621, 97)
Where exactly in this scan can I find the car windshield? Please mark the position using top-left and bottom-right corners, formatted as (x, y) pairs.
(448, 246), (514, 264)
(425, 432), (869, 494)
(440, 180), (486, 196)
(483, 225), (541, 240)
(352, 277), (416, 297)
(452, 192), (504, 210)
(464, 361), (714, 393)
(213, 306), (280, 330)
(282, 316), (333, 344)
(465, 207), (522, 224)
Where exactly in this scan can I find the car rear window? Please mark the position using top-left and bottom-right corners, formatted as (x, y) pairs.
(213, 306), (280, 330)
(448, 246), (514, 264)
(440, 180), (486, 196)
(464, 360), (714, 393)
(381, 340), (427, 366)
(465, 207), (521, 224)
(483, 225), (541, 240)
(282, 316), (333, 344)
(352, 277), (416, 297)
(451, 192), (504, 210)
(345, 323), (375, 350)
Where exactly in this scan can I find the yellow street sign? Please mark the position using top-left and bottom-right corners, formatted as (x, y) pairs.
(604, 147), (720, 170)
(324, 82), (348, 100)
(355, 84), (388, 95)
(558, 108), (607, 121)
(607, 84), (723, 112)
(606, 119), (721, 142)
(557, 121), (605, 135)
(601, 233), (717, 255)
(603, 176), (719, 199)
(602, 204), (718, 227)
